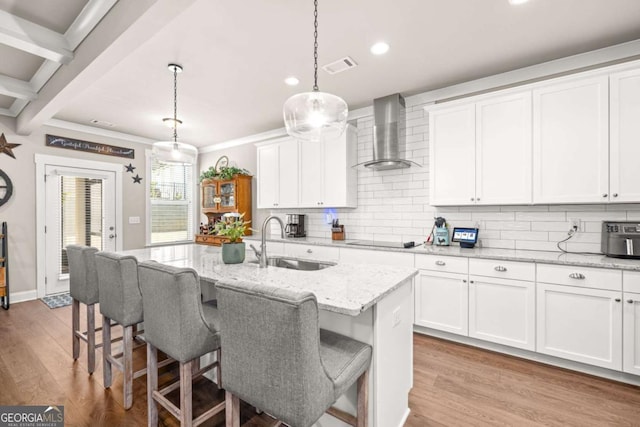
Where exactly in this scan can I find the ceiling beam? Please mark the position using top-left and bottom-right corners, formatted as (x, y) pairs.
(0, 9), (73, 64)
(15, 0), (199, 135)
(0, 74), (36, 100)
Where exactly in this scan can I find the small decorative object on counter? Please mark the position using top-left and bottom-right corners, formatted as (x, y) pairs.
(331, 219), (345, 241)
(215, 213), (251, 264)
(427, 216), (450, 246)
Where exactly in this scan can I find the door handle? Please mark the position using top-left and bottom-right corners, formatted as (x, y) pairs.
(569, 273), (585, 279)
(626, 238), (634, 255)
(435, 260), (446, 266)
(494, 266), (507, 272)
(109, 234), (116, 239)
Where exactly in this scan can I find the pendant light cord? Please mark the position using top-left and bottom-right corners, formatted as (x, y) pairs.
(173, 66), (178, 143)
(313, 0), (319, 92)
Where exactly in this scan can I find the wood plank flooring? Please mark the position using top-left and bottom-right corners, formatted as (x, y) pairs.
(1, 300), (640, 426)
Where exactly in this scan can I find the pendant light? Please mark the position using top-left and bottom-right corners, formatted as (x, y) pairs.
(152, 63), (198, 163)
(283, 0), (348, 141)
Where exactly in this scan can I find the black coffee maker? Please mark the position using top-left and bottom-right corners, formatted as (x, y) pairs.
(285, 214), (306, 238)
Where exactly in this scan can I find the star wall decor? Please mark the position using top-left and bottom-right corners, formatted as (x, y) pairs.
(0, 133), (21, 159)
(132, 174), (142, 184)
(125, 163), (136, 173)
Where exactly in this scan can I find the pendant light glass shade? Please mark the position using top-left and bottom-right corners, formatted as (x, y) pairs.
(283, 90), (348, 141)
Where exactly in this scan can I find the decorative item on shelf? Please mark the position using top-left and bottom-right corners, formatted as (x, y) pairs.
(331, 218), (344, 241)
(152, 63), (198, 164)
(214, 213), (251, 264)
(199, 165), (251, 183)
(45, 134), (133, 158)
(0, 170), (13, 208)
(0, 133), (21, 159)
(282, 0), (348, 141)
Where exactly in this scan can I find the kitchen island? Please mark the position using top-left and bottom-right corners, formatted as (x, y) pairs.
(123, 243), (418, 427)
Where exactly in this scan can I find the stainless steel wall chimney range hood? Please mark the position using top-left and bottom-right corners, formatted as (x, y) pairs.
(357, 93), (421, 171)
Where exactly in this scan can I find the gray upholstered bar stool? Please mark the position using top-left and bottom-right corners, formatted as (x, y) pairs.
(138, 261), (226, 427)
(216, 279), (372, 427)
(67, 244), (100, 374)
(95, 251), (148, 410)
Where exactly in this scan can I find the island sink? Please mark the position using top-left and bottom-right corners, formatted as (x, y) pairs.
(251, 255), (336, 271)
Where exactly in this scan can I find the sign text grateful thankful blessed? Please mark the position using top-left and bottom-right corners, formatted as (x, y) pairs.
(45, 135), (135, 159)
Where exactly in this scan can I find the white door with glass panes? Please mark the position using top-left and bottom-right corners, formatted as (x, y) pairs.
(532, 76), (609, 203)
(44, 165), (117, 295)
(610, 68), (640, 202)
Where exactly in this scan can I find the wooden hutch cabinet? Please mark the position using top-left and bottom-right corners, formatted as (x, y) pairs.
(196, 174), (252, 245)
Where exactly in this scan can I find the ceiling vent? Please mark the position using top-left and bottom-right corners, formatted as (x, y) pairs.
(322, 56), (358, 75)
(90, 119), (115, 128)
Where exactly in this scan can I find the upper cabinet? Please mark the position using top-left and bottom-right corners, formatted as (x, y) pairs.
(532, 76), (609, 204)
(256, 137), (299, 209)
(429, 92), (532, 206)
(610, 68), (640, 202)
(256, 124), (357, 209)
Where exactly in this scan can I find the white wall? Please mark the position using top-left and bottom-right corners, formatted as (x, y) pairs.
(265, 104), (640, 253)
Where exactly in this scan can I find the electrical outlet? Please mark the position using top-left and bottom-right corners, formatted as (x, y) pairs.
(392, 307), (401, 327)
(569, 218), (581, 232)
(128, 216), (141, 224)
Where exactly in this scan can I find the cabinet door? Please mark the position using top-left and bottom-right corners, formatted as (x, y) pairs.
(322, 126), (357, 208)
(537, 283), (622, 370)
(217, 181), (237, 212)
(428, 104), (475, 205)
(469, 276), (535, 350)
(623, 292), (640, 375)
(610, 69), (640, 202)
(298, 140), (324, 207)
(278, 138), (299, 208)
(476, 92), (532, 205)
(256, 144), (279, 208)
(415, 271), (468, 336)
(532, 76), (609, 203)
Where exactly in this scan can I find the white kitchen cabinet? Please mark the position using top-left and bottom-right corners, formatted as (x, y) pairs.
(428, 103), (475, 205)
(610, 68), (640, 202)
(623, 292), (640, 375)
(284, 243), (340, 262)
(256, 137), (299, 209)
(475, 92), (532, 205)
(415, 270), (469, 336)
(532, 76), (609, 204)
(467, 259), (536, 351)
(298, 124), (357, 208)
(338, 247), (414, 267)
(536, 282), (622, 370)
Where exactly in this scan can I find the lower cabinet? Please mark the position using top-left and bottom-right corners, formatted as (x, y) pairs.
(623, 292), (640, 375)
(536, 283), (623, 370)
(415, 271), (468, 336)
(468, 276), (536, 351)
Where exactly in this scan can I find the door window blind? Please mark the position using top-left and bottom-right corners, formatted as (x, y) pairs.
(149, 158), (194, 244)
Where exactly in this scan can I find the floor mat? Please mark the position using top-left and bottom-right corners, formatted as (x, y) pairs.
(41, 293), (73, 309)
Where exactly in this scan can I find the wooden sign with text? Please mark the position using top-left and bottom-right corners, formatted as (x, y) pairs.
(45, 134), (135, 159)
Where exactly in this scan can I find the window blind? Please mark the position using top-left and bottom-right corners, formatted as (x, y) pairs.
(149, 158), (194, 244)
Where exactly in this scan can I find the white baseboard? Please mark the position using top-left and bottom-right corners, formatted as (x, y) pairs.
(9, 290), (38, 304)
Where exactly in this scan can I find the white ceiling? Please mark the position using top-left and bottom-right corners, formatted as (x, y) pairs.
(5, 0), (640, 147)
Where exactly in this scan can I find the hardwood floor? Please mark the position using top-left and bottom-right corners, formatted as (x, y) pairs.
(1, 300), (640, 426)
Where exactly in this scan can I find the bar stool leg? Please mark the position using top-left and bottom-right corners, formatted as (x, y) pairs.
(225, 391), (240, 427)
(72, 299), (80, 360)
(87, 303), (96, 374)
(216, 348), (222, 388)
(180, 361), (193, 426)
(123, 325), (134, 410)
(356, 370), (369, 427)
(103, 315), (112, 388)
(147, 344), (158, 427)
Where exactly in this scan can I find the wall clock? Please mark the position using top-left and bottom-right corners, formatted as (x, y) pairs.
(0, 169), (13, 207)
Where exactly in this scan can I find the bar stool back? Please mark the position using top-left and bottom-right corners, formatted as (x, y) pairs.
(216, 279), (372, 427)
(67, 244), (99, 374)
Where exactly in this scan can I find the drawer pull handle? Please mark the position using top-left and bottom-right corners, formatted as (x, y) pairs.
(569, 273), (585, 279)
(628, 299), (635, 304)
(306, 249), (313, 253)
(462, 279), (467, 283)
(615, 298), (621, 303)
(435, 260), (446, 266)
(494, 266), (507, 272)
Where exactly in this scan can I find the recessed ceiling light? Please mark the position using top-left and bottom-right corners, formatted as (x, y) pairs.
(370, 42), (390, 55)
(284, 77), (299, 86)
(509, 0), (529, 5)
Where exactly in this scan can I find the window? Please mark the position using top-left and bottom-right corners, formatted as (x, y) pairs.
(147, 155), (194, 245)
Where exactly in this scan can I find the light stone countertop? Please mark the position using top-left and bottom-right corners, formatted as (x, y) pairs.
(244, 235), (640, 271)
(122, 244), (418, 316)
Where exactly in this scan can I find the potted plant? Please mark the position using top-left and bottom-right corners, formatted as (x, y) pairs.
(213, 213), (251, 264)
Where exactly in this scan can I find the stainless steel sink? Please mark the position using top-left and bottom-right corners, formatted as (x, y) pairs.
(250, 256), (336, 271)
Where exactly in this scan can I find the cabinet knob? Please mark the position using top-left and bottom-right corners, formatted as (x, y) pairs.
(613, 193), (619, 198)
(494, 265), (507, 272)
(615, 298), (621, 302)
(569, 273), (585, 279)
(602, 194), (608, 198)
(470, 280), (475, 284)
(628, 299), (635, 304)
(470, 197), (474, 201)
(306, 249), (313, 253)
(463, 279), (467, 283)
(435, 260), (446, 266)
(476, 198), (481, 201)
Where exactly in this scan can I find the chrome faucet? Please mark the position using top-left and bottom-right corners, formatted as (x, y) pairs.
(258, 215), (285, 268)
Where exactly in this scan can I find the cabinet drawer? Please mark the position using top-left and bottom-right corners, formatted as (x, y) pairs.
(415, 254), (468, 274)
(340, 248), (414, 267)
(623, 271), (640, 293)
(537, 264), (622, 291)
(284, 244), (340, 261)
(469, 258), (535, 282)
